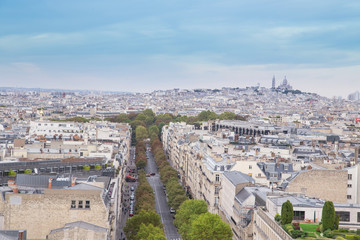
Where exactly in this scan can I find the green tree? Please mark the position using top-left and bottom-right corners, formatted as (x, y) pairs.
(171, 194), (188, 210)
(334, 214), (339, 230)
(114, 113), (129, 122)
(136, 113), (147, 121)
(174, 200), (208, 239)
(218, 111), (236, 120)
(124, 210), (163, 240)
(149, 125), (160, 136)
(143, 109), (155, 118)
(281, 200), (294, 225)
(136, 126), (149, 142)
(135, 223), (166, 240)
(188, 212), (232, 240)
(130, 120), (146, 129)
(322, 201), (335, 231)
(9, 169), (17, 177)
(149, 125), (160, 140)
(145, 116), (155, 127)
(197, 110), (218, 121)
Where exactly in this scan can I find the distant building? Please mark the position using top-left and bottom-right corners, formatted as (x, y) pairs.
(277, 76), (293, 91)
(272, 75), (276, 90)
(348, 91), (360, 101)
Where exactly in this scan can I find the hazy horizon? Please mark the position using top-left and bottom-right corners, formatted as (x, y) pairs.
(1, 1), (359, 97)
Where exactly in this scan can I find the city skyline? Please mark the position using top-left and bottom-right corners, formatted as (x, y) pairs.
(1, 0), (359, 97)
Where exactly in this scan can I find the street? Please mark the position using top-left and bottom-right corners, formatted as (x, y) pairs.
(145, 148), (182, 240)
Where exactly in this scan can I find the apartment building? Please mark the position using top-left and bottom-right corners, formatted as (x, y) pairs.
(0, 175), (111, 239)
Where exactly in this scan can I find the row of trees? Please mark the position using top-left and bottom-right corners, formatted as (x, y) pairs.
(151, 137), (188, 210)
(174, 200), (232, 240)
(134, 170), (155, 212)
(134, 141), (147, 169)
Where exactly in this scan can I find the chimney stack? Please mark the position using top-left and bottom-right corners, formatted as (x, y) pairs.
(72, 177), (76, 186)
(355, 147), (359, 163)
(48, 178), (53, 189)
(18, 230), (24, 240)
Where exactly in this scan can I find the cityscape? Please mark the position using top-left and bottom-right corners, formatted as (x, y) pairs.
(1, 1), (360, 240)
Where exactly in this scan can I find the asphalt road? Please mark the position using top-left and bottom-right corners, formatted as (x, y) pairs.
(146, 148), (182, 240)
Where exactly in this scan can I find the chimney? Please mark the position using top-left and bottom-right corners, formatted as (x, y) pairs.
(48, 178), (53, 189)
(72, 177), (76, 186)
(18, 230), (24, 240)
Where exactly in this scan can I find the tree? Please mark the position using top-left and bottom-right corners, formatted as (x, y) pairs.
(171, 194), (188, 210)
(124, 210), (163, 240)
(188, 212), (232, 240)
(174, 200), (208, 239)
(136, 113), (147, 121)
(281, 200), (294, 225)
(143, 109), (155, 118)
(218, 111), (236, 120)
(136, 126), (148, 142)
(136, 223), (166, 240)
(334, 214), (339, 230)
(130, 120), (146, 129)
(322, 201), (335, 231)
(149, 125), (160, 136)
(197, 111), (218, 121)
(149, 125), (160, 140)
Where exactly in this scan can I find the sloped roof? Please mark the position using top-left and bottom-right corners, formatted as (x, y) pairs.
(223, 171), (255, 186)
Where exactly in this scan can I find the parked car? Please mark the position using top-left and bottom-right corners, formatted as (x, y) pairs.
(170, 208), (176, 214)
(130, 186), (135, 191)
(150, 173), (156, 176)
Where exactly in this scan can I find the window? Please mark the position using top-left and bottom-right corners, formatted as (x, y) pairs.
(358, 212), (360, 222)
(258, 173), (261, 177)
(215, 186), (219, 195)
(270, 173), (278, 178)
(249, 165), (252, 169)
(78, 200), (83, 209)
(71, 200), (76, 209)
(293, 211), (305, 220)
(85, 200), (90, 209)
(215, 174), (219, 182)
(348, 174), (352, 180)
(215, 197), (219, 206)
(336, 211), (350, 222)
(284, 165), (289, 171)
(347, 195), (352, 200)
(348, 184), (352, 188)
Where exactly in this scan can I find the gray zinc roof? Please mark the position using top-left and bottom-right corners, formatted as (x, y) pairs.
(223, 171), (255, 186)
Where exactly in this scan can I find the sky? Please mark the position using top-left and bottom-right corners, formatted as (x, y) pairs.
(0, 0), (359, 97)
